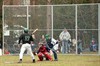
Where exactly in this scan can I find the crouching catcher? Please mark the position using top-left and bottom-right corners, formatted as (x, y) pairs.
(37, 42), (53, 61)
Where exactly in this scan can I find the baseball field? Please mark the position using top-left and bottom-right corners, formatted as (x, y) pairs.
(0, 54), (100, 66)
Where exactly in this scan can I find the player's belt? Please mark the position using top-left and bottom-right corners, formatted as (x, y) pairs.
(24, 43), (30, 44)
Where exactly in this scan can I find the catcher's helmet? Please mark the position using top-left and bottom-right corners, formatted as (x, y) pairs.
(24, 28), (28, 33)
(39, 42), (44, 45)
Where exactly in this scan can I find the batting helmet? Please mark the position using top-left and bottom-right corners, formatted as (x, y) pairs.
(24, 28), (28, 33)
(45, 34), (50, 40)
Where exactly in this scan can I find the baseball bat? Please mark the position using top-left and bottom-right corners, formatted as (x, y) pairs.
(32, 28), (38, 34)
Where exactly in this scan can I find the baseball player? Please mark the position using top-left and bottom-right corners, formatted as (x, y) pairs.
(18, 28), (35, 63)
(45, 34), (58, 61)
(37, 42), (53, 61)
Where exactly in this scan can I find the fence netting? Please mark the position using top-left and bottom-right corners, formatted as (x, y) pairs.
(3, 4), (99, 55)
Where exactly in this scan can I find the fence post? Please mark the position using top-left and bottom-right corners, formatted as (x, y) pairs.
(75, 4), (78, 54)
(98, 4), (100, 55)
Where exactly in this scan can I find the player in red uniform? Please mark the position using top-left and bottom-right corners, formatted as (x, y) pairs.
(37, 42), (53, 61)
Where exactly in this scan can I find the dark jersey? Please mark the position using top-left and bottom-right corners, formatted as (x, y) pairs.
(0, 41), (2, 48)
(46, 38), (53, 49)
(18, 33), (33, 44)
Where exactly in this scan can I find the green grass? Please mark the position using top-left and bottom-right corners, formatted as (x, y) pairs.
(0, 54), (100, 66)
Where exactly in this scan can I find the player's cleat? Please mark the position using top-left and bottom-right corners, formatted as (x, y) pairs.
(18, 61), (22, 63)
(33, 59), (35, 63)
(50, 59), (53, 61)
(18, 59), (22, 63)
(54, 59), (58, 61)
(37, 60), (41, 61)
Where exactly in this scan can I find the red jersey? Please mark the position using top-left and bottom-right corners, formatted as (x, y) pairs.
(38, 45), (48, 53)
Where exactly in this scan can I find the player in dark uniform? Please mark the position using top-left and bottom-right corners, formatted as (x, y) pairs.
(18, 28), (35, 63)
(45, 34), (58, 61)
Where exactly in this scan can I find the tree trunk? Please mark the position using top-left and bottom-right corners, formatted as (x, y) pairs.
(46, 0), (51, 34)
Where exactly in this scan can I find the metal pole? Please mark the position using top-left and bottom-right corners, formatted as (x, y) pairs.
(2, 5), (4, 55)
(75, 5), (78, 54)
(51, 5), (53, 38)
(27, 5), (29, 29)
(98, 4), (100, 55)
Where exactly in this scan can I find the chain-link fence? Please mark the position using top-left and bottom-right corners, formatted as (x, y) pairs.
(2, 4), (100, 55)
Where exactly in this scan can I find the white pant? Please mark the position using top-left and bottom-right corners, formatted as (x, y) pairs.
(53, 44), (59, 50)
(19, 43), (35, 60)
(0, 49), (2, 56)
